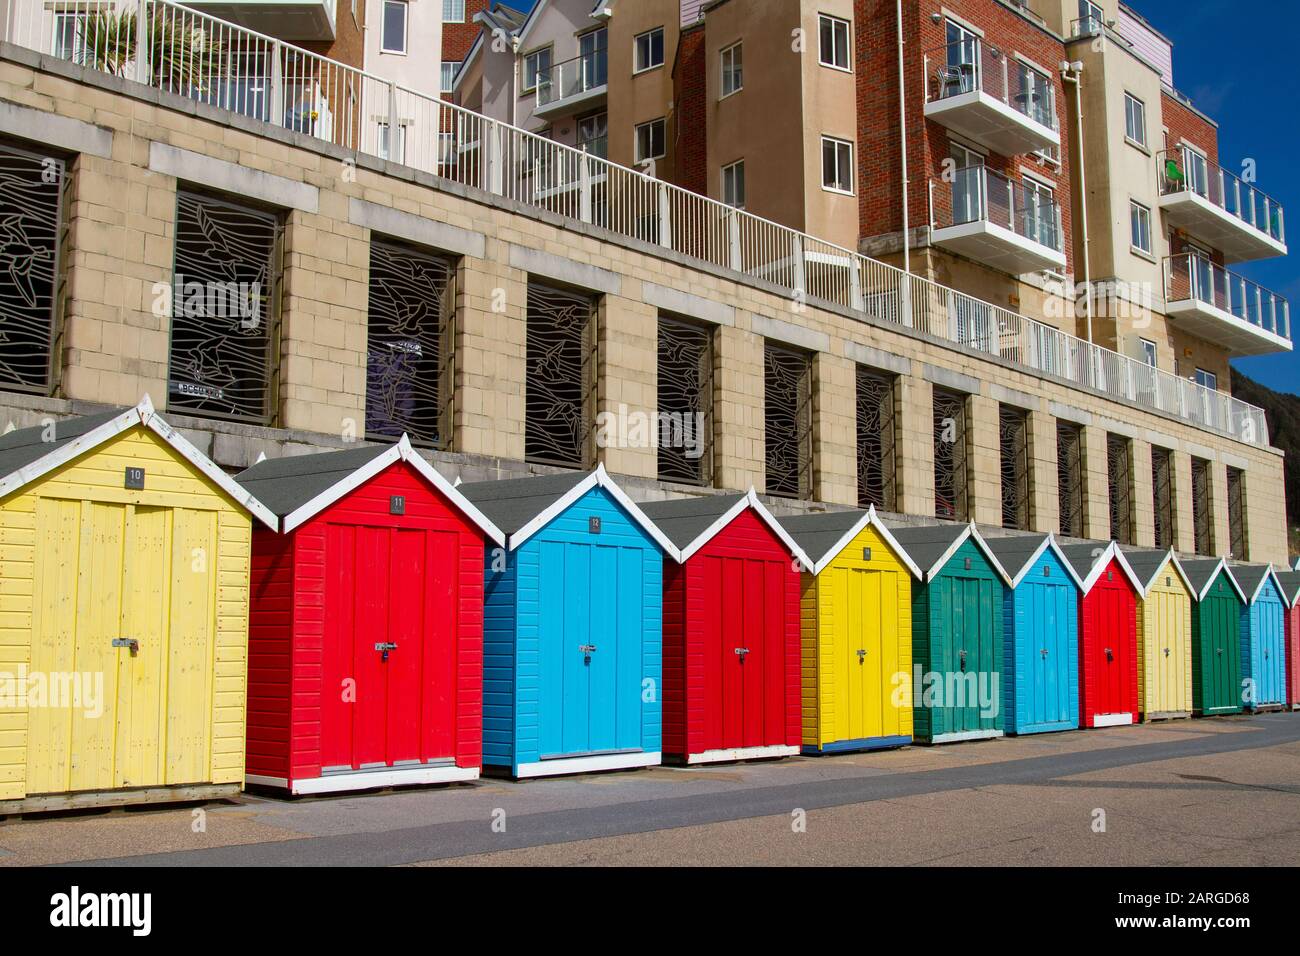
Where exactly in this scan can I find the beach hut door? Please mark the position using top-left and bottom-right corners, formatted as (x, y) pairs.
(26, 501), (217, 795)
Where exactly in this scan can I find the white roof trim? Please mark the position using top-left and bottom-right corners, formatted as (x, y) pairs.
(1194, 559), (1249, 604)
(806, 505), (923, 579)
(506, 463), (679, 558)
(670, 489), (813, 570)
(1126, 548), (1195, 599)
(673, 492), (752, 564)
(0, 397), (277, 529)
(515, 0), (552, 46)
(965, 523), (1014, 587)
(277, 436), (506, 546)
(1006, 534), (1086, 591)
(1075, 542), (1144, 594)
(1242, 564), (1285, 606)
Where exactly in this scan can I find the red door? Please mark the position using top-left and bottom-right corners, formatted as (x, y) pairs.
(321, 524), (457, 770)
(702, 556), (787, 752)
(1085, 571), (1135, 720)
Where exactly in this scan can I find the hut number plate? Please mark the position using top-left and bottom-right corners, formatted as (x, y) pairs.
(125, 467), (145, 490)
(390, 495), (406, 515)
(589, 517), (601, 534)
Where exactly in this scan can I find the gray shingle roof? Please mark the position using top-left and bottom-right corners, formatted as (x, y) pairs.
(457, 471), (591, 536)
(777, 510), (870, 567)
(638, 493), (747, 552)
(234, 444), (393, 519)
(1275, 570), (1300, 606)
(979, 530), (1049, 580)
(1119, 546), (1172, 591)
(1179, 558), (1225, 597)
(0, 408), (126, 483)
(1058, 542), (1113, 582)
(882, 522), (968, 576)
(1229, 563), (1273, 603)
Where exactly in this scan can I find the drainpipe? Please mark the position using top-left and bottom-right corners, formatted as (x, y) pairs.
(897, 0), (911, 277)
(1061, 59), (1090, 343)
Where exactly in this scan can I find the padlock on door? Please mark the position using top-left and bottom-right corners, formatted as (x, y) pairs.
(375, 641), (398, 662)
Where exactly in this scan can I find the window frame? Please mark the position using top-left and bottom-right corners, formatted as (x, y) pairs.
(818, 14), (851, 71)
(820, 135), (854, 195)
(1194, 367), (1218, 391)
(722, 159), (746, 208)
(634, 26), (666, 74)
(1139, 337), (1158, 367)
(440, 60), (460, 94)
(442, 0), (465, 23)
(720, 42), (744, 99)
(635, 117), (667, 164)
(380, 0), (409, 55)
(1124, 92), (1147, 149)
(522, 45), (553, 94)
(1129, 199), (1153, 255)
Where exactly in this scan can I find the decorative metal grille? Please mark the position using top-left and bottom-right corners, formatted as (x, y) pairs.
(999, 405), (1030, 530)
(365, 240), (455, 448)
(933, 388), (968, 521)
(526, 281), (596, 467)
(0, 143), (64, 394)
(1057, 421), (1084, 538)
(1191, 456), (1213, 556)
(168, 191), (281, 422)
(657, 316), (713, 486)
(1107, 433), (1133, 544)
(856, 366), (896, 511)
(764, 342), (813, 500)
(1152, 446), (1175, 550)
(1226, 466), (1247, 559)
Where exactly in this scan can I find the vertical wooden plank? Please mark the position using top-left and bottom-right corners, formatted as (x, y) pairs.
(615, 546), (642, 753)
(422, 530), (458, 762)
(321, 524), (355, 769)
(386, 529), (424, 763)
(71, 502), (124, 793)
(117, 505), (169, 788)
(561, 542), (591, 757)
(164, 509), (216, 785)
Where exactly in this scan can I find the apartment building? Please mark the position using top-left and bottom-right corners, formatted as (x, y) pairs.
(440, 0), (489, 100)
(0, 0), (1288, 567)
(455, 0), (681, 176)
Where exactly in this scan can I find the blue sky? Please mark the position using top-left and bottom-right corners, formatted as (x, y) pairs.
(493, 0), (1297, 394)
(1127, 0), (1299, 394)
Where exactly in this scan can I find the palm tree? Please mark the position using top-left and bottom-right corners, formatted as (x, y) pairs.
(74, 7), (225, 94)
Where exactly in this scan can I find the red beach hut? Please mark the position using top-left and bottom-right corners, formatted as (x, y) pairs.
(237, 437), (504, 794)
(640, 491), (812, 764)
(1059, 542), (1143, 728)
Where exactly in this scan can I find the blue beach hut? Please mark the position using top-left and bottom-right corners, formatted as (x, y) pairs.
(1231, 564), (1289, 712)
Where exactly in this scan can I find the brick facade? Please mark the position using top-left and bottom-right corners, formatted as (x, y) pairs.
(672, 22), (708, 196)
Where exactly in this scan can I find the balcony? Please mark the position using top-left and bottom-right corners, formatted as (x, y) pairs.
(923, 39), (1060, 157)
(534, 50), (607, 120)
(1158, 150), (1287, 262)
(1164, 254), (1292, 356)
(929, 167), (1067, 275)
(181, 0), (335, 42)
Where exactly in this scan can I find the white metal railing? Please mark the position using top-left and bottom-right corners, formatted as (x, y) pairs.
(1165, 253), (1292, 341)
(1159, 148), (1287, 246)
(923, 38), (1058, 132)
(535, 48), (607, 110)
(931, 165), (1064, 252)
(0, 0), (1272, 447)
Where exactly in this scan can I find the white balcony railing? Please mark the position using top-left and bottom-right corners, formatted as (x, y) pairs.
(535, 48), (607, 112)
(933, 165), (1064, 252)
(1165, 253), (1292, 343)
(0, 0), (1274, 447)
(1159, 148), (1287, 249)
(924, 38), (1058, 133)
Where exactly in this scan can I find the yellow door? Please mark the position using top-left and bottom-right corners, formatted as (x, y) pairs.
(831, 567), (902, 744)
(27, 499), (216, 795)
(1151, 588), (1190, 714)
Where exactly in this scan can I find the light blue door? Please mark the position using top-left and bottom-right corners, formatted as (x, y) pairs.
(1027, 581), (1074, 727)
(539, 540), (642, 758)
(1254, 592), (1286, 706)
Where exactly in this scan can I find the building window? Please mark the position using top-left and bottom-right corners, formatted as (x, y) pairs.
(377, 121), (406, 163)
(169, 191), (281, 423)
(442, 0), (465, 22)
(721, 42), (743, 97)
(818, 14), (851, 70)
(1194, 367), (1218, 391)
(1000, 405), (1031, 531)
(1016, 61), (1054, 129)
(578, 28), (609, 90)
(1057, 421), (1084, 538)
(53, 13), (91, 65)
(635, 118), (666, 163)
(1130, 200), (1152, 254)
(1191, 457), (1214, 556)
(857, 367), (896, 511)
(366, 239), (455, 448)
(1140, 338), (1157, 367)
(1107, 434), (1133, 544)
(765, 342), (813, 500)
(523, 47), (552, 93)
(578, 111), (608, 159)
(933, 388), (969, 521)
(0, 142), (64, 395)
(1124, 92), (1147, 147)
(526, 282), (597, 468)
(441, 61), (460, 93)
(722, 160), (746, 208)
(381, 0), (408, 54)
(1152, 446), (1175, 550)
(821, 136), (854, 194)
(635, 27), (665, 73)
(1226, 466), (1247, 558)
(1022, 175), (1057, 249)
(657, 315), (714, 486)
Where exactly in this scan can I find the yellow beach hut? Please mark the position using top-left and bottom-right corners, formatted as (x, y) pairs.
(779, 506), (923, 754)
(0, 398), (274, 813)
(1121, 546), (1195, 721)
